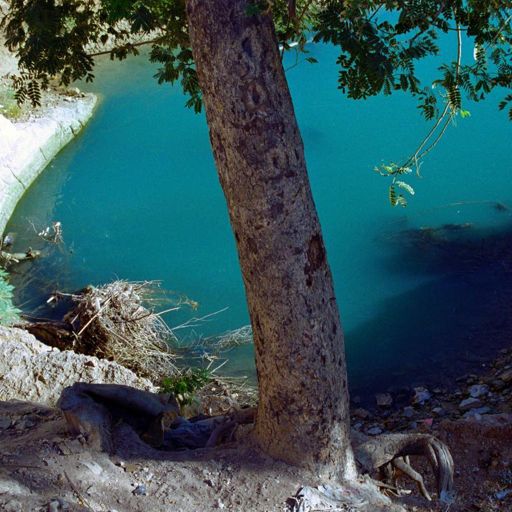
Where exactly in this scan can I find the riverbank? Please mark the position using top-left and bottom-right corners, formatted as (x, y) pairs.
(0, 6), (98, 236)
(0, 89), (97, 235)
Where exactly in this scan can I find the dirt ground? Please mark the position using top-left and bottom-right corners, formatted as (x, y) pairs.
(0, 397), (511, 512)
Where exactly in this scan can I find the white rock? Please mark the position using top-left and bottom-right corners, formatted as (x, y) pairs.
(0, 326), (155, 405)
(412, 387), (431, 405)
(459, 397), (482, 411)
(366, 426), (383, 436)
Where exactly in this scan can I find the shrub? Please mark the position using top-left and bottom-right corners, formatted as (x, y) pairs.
(0, 268), (21, 326)
(160, 368), (211, 409)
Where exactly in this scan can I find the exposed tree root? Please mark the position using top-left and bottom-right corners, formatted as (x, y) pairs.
(351, 431), (455, 502)
(58, 382), (255, 452)
(58, 382), (181, 451)
(58, 382), (453, 505)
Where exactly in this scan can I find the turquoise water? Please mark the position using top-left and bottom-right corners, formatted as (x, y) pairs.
(7, 43), (512, 398)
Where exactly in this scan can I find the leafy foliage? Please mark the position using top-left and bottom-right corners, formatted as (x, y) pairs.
(1, 1), (510, 207)
(1, 0), (196, 107)
(375, 163), (415, 207)
(1, 0), (511, 119)
(0, 268), (20, 326)
(499, 93), (512, 120)
(315, 2), (512, 124)
(160, 367), (211, 408)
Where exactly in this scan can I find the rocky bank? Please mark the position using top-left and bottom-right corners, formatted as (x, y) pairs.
(0, 327), (155, 405)
(0, 92), (97, 235)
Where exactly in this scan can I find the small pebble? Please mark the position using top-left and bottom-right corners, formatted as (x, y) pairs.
(495, 489), (512, 500)
(132, 484), (147, 496)
(47, 498), (69, 512)
(498, 368), (512, 382)
(459, 397), (482, 411)
(468, 384), (489, 398)
(367, 426), (382, 436)
(412, 387), (431, 405)
(403, 406), (415, 419)
(47, 502), (59, 512)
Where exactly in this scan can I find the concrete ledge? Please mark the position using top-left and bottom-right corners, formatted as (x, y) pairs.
(0, 93), (98, 234)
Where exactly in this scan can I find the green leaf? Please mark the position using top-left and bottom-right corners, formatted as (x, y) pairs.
(159, 367), (211, 409)
(396, 195), (408, 207)
(448, 85), (461, 112)
(389, 185), (397, 206)
(395, 180), (415, 195)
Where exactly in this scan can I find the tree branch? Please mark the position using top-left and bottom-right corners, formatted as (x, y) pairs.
(402, 22), (463, 174)
(87, 38), (162, 58)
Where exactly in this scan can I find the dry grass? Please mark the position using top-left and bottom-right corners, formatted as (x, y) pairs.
(66, 280), (179, 381)
(209, 325), (253, 351)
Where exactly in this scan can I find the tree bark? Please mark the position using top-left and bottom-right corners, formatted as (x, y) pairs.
(186, 0), (355, 479)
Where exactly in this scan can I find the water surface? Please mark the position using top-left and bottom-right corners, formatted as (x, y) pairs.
(7, 43), (512, 398)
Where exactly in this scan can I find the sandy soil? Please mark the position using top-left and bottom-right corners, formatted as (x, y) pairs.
(0, 400), (347, 512)
(0, 390), (510, 512)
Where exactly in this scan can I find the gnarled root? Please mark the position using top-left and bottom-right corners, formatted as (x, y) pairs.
(205, 406), (256, 447)
(58, 383), (256, 452)
(352, 431), (454, 502)
(58, 382), (180, 451)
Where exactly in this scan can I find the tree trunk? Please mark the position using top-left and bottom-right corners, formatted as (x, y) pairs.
(186, 0), (355, 479)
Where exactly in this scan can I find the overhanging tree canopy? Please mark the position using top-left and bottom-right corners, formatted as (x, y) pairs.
(3, 1), (512, 117)
(3, 1), (511, 204)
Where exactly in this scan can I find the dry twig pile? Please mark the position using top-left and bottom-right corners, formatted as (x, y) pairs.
(66, 280), (178, 380)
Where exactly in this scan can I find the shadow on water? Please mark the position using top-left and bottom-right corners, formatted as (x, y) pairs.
(347, 219), (512, 401)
